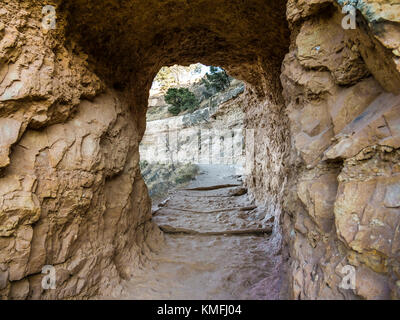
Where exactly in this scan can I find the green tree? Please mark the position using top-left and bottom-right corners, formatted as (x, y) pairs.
(165, 87), (200, 115)
(202, 66), (231, 92)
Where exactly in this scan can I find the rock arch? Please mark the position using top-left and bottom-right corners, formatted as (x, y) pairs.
(0, 0), (399, 299)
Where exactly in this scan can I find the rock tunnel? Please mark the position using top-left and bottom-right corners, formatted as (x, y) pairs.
(0, 0), (400, 299)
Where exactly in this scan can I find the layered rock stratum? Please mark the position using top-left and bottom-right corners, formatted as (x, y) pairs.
(141, 78), (245, 166)
(0, 0), (399, 299)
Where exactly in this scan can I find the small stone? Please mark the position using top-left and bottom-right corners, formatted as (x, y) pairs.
(0, 269), (9, 290)
(384, 183), (400, 208)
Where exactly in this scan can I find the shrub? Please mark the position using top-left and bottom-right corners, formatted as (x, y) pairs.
(165, 87), (200, 115)
(201, 66), (231, 92)
(167, 104), (181, 116)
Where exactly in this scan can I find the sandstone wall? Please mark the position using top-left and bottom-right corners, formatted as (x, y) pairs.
(0, 1), (162, 299)
(0, 0), (399, 300)
(281, 0), (400, 299)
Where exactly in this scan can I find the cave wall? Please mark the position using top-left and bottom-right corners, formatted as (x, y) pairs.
(0, 1), (163, 299)
(0, 0), (399, 299)
(282, 0), (400, 299)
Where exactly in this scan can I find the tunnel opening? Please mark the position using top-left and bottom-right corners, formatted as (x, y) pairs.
(66, 0), (293, 293)
(140, 63), (247, 203)
(131, 63), (286, 299)
(2, 0), (399, 300)
(1, 0), (294, 299)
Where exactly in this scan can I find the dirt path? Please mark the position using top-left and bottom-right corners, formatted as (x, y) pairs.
(120, 165), (283, 300)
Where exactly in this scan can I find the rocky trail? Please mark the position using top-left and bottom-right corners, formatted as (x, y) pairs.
(120, 165), (282, 300)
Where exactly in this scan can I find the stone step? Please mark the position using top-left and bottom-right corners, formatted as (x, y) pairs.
(179, 183), (242, 191)
(159, 206), (257, 214)
(159, 224), (272, 236)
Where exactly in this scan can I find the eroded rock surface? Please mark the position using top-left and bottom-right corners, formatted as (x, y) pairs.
(0, 0), (399, 299)
(282, 0), (400, 299)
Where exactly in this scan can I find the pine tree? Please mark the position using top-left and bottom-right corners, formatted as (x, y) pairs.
(201, 66), (231, 92)
(165, 88), (200, 115)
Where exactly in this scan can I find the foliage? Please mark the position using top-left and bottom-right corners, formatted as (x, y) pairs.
(165, 87), (200, 115)
(167, 104), (181, 116)
(201, 66), (231, 92)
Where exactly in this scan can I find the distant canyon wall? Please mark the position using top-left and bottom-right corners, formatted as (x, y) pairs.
(0, 0), (399, 300)
(141, 83), (246, 169)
